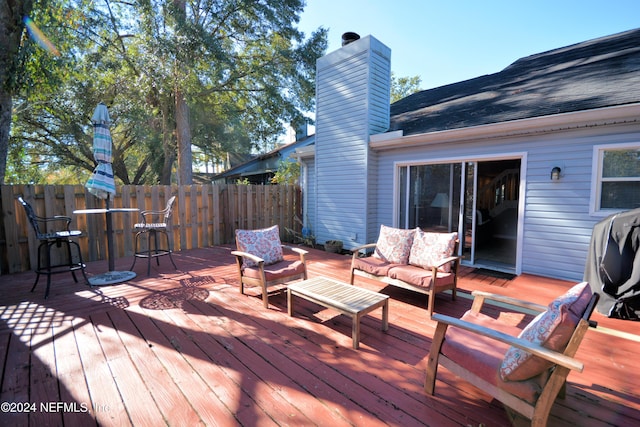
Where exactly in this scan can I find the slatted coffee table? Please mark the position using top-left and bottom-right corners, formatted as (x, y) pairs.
(287, 276), (389, 349)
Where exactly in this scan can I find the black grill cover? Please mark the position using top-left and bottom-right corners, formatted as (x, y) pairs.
(584, 208), (640, 319)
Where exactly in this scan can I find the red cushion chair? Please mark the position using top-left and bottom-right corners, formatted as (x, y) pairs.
(232, 225), (308, 309)
(425, 283), (599, 426)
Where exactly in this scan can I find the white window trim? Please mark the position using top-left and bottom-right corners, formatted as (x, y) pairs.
(590, 141), (640, 216)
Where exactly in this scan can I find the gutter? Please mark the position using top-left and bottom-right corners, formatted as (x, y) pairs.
(370, 103), (640, 151)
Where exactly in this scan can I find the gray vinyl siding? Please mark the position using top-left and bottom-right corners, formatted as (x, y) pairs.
(522, 136), (596, 279)
(371, 124), (640, 281)
(314, 36), (391, 248)
(365, 44), (391, 244)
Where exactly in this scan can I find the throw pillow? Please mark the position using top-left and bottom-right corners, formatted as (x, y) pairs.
(409, 230), (458, 273)
(499, 282), (592, 381)
(373, 225), (416, 264)
(235, 225), (284, 268)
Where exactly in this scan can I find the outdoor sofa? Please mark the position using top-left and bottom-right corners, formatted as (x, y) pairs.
(350, 225), (460, 317)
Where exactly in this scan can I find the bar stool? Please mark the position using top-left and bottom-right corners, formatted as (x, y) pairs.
(18, 196), (88, 298)
(131, 196), (177, 275)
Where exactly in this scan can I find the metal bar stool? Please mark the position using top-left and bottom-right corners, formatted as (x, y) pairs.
(131, 196), (177, 275)
(18, 196), (88, 298)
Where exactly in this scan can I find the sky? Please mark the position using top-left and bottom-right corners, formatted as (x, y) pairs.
(297, 0), (640, 90)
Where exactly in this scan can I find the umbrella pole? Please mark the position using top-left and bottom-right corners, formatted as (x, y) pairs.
(106, 194), (115, 271)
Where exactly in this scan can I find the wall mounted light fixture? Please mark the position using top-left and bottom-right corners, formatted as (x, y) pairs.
(551, 166), (562, 181)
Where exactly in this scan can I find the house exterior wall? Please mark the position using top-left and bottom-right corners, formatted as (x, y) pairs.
(370, 120), (640, 281)
(314, 35), (391, 248)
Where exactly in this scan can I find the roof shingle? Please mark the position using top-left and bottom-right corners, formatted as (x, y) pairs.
(390, 28), (640, 136)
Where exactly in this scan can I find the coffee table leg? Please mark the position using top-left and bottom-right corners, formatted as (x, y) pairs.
(382, 300), (389, 332)
(287, 289), (294, 316)
(352, 315), (360, 349)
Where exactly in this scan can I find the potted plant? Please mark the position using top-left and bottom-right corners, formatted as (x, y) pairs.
(324, 240), (343, 253)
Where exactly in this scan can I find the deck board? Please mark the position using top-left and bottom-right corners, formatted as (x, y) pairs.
(53, 318), (97, 426)
(107, 308), (203, 426)
(29, 327), (64, 427)
(73, 315), (132, 426)
(131, 305), (235, 425)
(1, 332), (31, 426)
(178, 302), (356, 426)
(0, 245), (639, 426)
(92, 310), (166, 425)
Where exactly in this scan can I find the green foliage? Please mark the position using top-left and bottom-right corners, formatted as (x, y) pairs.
(4, 0), (328, 185)
(271, 158), (300, 184)
(391, 72), (423, 103)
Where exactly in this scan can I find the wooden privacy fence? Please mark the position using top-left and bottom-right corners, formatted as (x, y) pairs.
(0, 184), (301, 275)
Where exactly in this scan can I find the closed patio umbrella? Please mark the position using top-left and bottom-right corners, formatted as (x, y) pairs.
(86, 102), (116, 200)
(82, 103), (136, 284)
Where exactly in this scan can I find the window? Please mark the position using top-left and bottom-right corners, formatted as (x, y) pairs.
(594, 143), (640, 212)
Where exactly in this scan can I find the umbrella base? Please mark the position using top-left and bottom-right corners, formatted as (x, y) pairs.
(89, 270), (137, 286)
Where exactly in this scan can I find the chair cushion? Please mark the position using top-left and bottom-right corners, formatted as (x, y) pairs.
(235, 225), (284, 268)
(499, 282), (592, 381)
(373, 225), (416, 264)
(409, 230), (457, 273)
(441, 310), (544, 404)
(45, 230), (83, 239)
(351, 256), (397, 276)
(134, 222), (167, 230)
(241, 260), (305, 282)
(387, 264), (454, 289)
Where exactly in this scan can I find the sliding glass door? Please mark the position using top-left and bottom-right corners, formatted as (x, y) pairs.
(399, 163), (462, 232)
(398, 159), (520, 272)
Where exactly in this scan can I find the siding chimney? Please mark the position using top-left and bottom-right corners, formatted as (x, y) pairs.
(314, 35), (391, 248)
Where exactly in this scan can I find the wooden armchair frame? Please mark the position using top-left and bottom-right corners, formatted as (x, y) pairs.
(232, 245), (308, 309)
(425, 290), (599, 426)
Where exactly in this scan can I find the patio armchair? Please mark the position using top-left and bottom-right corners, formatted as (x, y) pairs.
(18, 196), (88, 298)
(425, 282), (599, 426)
(131, 195), (178, 275)
(232, 225), (308, 308)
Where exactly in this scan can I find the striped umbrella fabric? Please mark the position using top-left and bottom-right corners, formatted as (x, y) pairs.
(86, 103), (116, 199)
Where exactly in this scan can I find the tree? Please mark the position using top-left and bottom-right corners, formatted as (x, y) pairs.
(131, 0), (326, 184)
(6, 0), (328, 186)
(0, 0), (37, 184)
(271, 158), (300, 185)
(2, 1), (99, 184)
(391, 72), (422, 103)
(8, 2), (154, 185)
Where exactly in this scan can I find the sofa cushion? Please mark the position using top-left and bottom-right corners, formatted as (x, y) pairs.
(499, 282), (592, 381)
(387, 264), (455, 289)
(235, 225), (283, 268)
(352, 256), (397, 276)
(441, 310), (544, 404)
(241, 260), (305, 281)
(373, 225), (416, 264)
(409, 230), (457, 273)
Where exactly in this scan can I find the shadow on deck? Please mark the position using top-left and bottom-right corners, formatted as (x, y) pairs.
(0, 245), (638, 426)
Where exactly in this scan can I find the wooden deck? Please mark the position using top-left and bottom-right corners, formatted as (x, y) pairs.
(0, 245), (639, 426)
